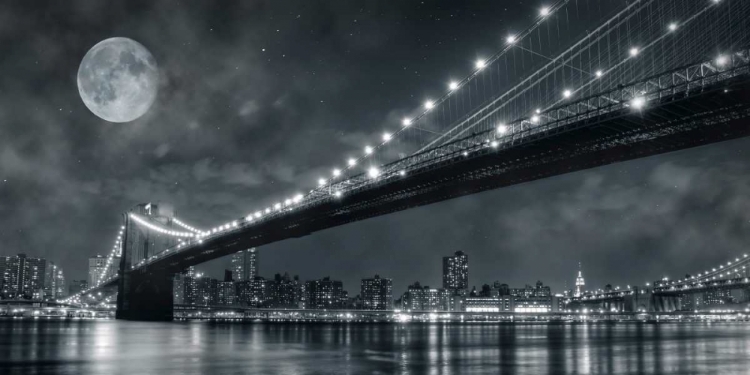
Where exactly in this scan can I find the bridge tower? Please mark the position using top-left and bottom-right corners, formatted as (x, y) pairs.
(116, 203), (177, 321)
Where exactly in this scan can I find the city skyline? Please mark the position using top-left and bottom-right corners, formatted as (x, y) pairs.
(2, 1), (750, 297)
(3, 1), (750, 373)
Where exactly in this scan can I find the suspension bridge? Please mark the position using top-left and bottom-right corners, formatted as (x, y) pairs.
(60, 0), (750, 320)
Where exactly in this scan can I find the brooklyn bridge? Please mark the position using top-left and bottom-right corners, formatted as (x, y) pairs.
(60, 0), (750, 320)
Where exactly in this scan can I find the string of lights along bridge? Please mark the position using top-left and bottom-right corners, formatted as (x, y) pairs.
(60, 0), (750, 311)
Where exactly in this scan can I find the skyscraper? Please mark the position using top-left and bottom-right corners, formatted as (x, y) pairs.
(88, 255), (107, 287)
(231, 248), (258, 282)
(575, 263), (585, 297)
(44, 263), (66, 300)
(0, 254), (51, 299)
(442, 251), (468, 291)
(361, 274), (392, 310)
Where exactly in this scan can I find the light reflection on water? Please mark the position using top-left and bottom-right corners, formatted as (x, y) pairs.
(1, 320), (749, 374)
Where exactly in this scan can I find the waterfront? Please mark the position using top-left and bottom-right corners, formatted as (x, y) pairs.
(1, 320), (749, 374)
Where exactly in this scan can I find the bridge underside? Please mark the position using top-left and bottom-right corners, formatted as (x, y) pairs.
(133, 76), (750, 275)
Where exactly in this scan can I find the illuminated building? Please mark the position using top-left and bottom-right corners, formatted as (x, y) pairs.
(443, 251), (468, 291)
(465, 297), (500, 312)
(575, 262), (585, 297)
(305, 277), (345, 309)
(231, 248), (258, 282)
(400, 282), (452, 311)
(88, 255), (107, 287)
(237, 276), (272, 307)
(0, 253), (52, 300)
(511, 281), (553, 313)
(268, 272), (301, 308)
(361, 274), (392, 310)
(217, 281), (236, 305)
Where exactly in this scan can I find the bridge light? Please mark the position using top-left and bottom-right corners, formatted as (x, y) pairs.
(490, 141), (499, 148)
(293, 194), (304, 203)
(368, 167), (380, 178)
(332, 168), (341, 177)
(506, 35), (516, 44)
(497, 124), (508, 134)
(629, 47), (639, 57)
(318, 178), (326, 186)
(595, 70), (603, 78)
(540, 7), (550, 16)
(631, 97), (646, 110)
(382, 132), (392, 142)
(449, 81), (459, 90)
(347, 158), (357, 167)
(399, 170), (406, 176)
(668, 23), (678, 32)
(402, 118), (412, 126)
(563, 89), (572, 98)
(475, 59), (486, 69)
(364, 146), (373, 155)
(254, 211), (262, 218)
(716, 55), (728, 66)
(531, 115), (540, 123)
(284, 199), (292, 206)
(334, 191), (342, 198)
(265, 208), (271, 214)
(424, 100), (434, 109)
(535, 108), (541, 114)
(274, 203), (282, 211)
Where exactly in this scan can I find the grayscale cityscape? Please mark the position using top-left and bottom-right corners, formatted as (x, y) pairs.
(2, 0), (750, 374)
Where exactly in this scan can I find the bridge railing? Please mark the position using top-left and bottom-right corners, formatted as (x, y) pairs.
(134, 49), (750, 271)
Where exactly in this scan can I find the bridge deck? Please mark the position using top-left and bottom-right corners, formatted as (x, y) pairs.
(125, 72), (750, 275)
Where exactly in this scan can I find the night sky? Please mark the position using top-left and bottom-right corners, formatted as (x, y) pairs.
(2, 0), (750, 297)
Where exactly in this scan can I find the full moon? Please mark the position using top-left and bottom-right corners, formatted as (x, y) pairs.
(77, 37), (158, 123)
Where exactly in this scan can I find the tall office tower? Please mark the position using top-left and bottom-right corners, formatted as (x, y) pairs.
(0, 254), (50, 299)
(442, 251), (468, 291)
(88, 255), (107, 287)
(361, 274), (393, 310)
(44, 263), (66, 300)
(231, 248), (257, 282)
(574, 263), (585, 297)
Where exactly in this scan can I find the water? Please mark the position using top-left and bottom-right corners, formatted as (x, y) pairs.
(1, 320), (749, 374)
